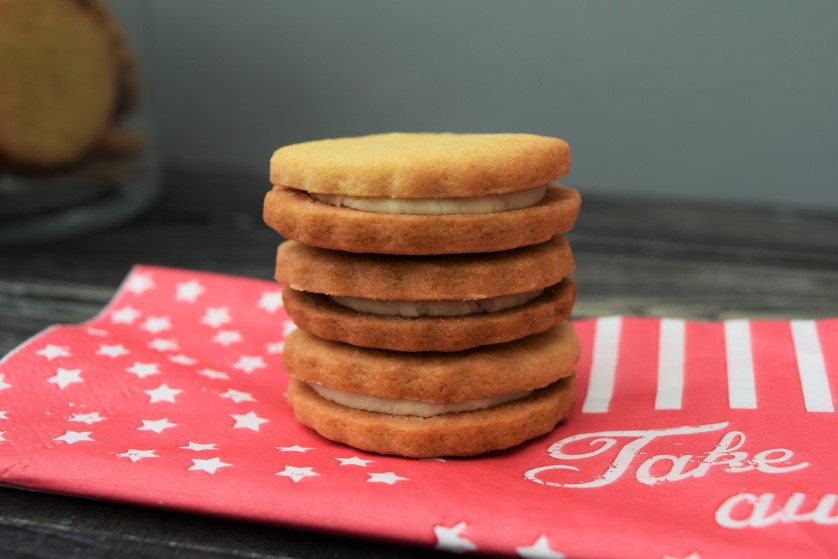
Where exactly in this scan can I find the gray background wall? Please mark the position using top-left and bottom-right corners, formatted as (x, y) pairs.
(144, 0), (837, 209)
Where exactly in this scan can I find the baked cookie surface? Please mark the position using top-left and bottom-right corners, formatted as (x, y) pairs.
(276, 236), (574, 300)
(0, 0), (117, 166)
(287, 374), (576, 458)
(264, 184), (580, 255)
(282, 279), (576, 352)
(284, 322), (579, 401)
(270, 133), (571, 198)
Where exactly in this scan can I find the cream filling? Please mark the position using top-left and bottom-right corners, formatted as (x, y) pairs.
(309, 383), (533, 418)
(329, 288), (543, 318)
(309, 184), (546, 215)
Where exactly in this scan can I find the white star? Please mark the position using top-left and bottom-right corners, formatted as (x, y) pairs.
(175, 280), (204, 303)
(141, 316), (171, 334)
(434, 522), (478, 554)
(180, 441), (217, 451)
(233, 355), (266, 374)
(231, 411), (268, 431)
(35, 344), (70, 360)
(97, 344), (129, 358)
(68, 412), (105, 424)
(212, 330), (243, 346)
(145, 383), (183, 404)
(137, 418), (177, 434)
(366, 472), (408, 485)
(265, 341), (284, 354)
(125, 272), (154, 295)
(111, 305), (141, 324)
(0, 411), (7, 419)
(220, 388), (255, 403)
(335, 456), (374, 467)
(276, 465), (318, 483)
(276, 445), (312, 453)
(516, 535), (565, 559)
(201, 306), (231, 328)
(188, 457), (231, 474)
(125, 362), (160, 379)
(198, 368), (230, 381)
(257, 290), (284, 313)
(169, 354), (197, 366)
(0, 374), (10, 391)
(282, 320), (298, 338)
(53, 430), (94, 445)
(0, 431), (5, 442)
(47, 368), (83, 390)
(117, 449), (158, 463)
(86, 327), (109, 337)
(148, 338), (179, 352)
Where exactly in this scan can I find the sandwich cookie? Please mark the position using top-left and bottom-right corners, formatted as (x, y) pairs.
(284, 323), (579, 457)
(277, 236), (577, 352)
(264, 133), (580, 254)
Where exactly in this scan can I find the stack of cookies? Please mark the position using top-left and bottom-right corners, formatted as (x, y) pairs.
(0, 0), (143, 169)
(264, 133), (581, 458)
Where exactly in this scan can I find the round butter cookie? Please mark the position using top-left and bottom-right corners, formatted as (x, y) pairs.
(284, 322), (579, 401)
(270, 133), (571, 198)
(286, 374), (576, 458)
(282, 279), (576, 352)
(264, 183), (580, 255)
(276, 236), (574, 301)
(0, 0), (118, 166)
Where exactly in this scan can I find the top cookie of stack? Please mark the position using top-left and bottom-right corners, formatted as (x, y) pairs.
(264, 132), (580, 255)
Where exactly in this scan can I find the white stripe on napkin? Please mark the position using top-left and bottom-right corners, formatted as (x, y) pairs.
(656, 318), (685, 410)
(791, 320), (835, 413)
(582, 316), (621, 413)
(724, 319), (757, 409)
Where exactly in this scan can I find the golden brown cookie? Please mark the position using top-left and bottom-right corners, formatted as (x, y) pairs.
(282, 279), (576, 352)
(270, 133), (571, 198)
(264, 184), (580, 255)
(0, 0), (118, 166)
(276, 236), (574, 300)
(286, 374), (576, 458)
(284, 322), (579, 401)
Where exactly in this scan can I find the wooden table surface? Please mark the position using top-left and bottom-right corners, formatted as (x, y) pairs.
(1, 170), (837, 558)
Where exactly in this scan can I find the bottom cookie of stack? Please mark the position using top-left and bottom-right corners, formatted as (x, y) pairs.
(283, 323), (579, 458)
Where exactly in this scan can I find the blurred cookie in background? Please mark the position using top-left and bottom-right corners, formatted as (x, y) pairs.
(0, 0), (159, 243)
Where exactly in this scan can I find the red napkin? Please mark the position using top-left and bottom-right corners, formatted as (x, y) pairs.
(1, 265), (836, 559)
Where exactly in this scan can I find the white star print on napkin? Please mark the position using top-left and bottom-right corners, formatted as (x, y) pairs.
(35, 345), (70, 360)
(188, 457), (231, 474)
(175, 280), (204, 303)
(47, 368), (83, 390)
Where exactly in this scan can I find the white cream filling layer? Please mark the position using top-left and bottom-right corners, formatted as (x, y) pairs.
(329, 288), (543, 318)
(310, 184), (546, 215)
(310, 383), (533, 418)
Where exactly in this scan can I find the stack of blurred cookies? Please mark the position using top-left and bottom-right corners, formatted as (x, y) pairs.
(0, 0), (143, 171)
(264, 133), (581, 458)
